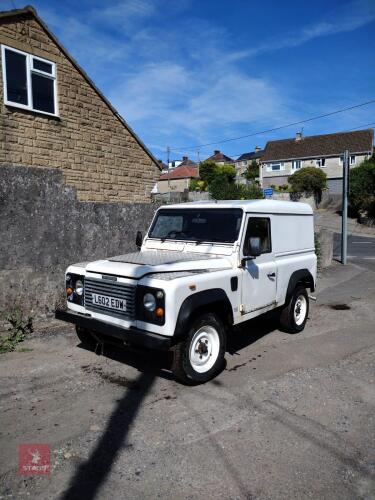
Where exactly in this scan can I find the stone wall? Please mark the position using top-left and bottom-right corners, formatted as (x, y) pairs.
(0, 165), (159, 321)
(0, 10), (159, 202)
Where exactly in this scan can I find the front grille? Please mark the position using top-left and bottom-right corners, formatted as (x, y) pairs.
(84, 277), (136, 320)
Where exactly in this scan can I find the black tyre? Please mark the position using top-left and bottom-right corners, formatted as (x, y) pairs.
(171, 313), (226, 385)
(279, 285), (309, 333)
(75, 326), (98, 349)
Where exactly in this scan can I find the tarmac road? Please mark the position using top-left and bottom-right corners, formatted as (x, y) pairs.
(0, 262), (374, 500)
(334, 233), (375, 271)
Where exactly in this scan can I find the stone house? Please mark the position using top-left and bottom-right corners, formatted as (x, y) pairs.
(261, 129), (374, 193)
(157, 156), (198, 194)
(0, 6), (160, 202)
(204, 150), (234, 165)
(234, 146), (264, 184)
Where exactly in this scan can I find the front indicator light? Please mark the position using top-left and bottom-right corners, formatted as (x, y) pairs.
(155, 307), (164, 318)
(66, 287), (73, 296)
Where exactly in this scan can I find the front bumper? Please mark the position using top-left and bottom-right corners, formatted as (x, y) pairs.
(55, 309), (171, 351)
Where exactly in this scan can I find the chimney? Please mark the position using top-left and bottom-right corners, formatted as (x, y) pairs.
(214, 150), (220, 155)
(182, 156), (188, 161)
(255, 145), (261, 152)
(295, 131), (302, 141)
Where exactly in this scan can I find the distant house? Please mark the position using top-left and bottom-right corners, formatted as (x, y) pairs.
(261, 130), (374, 193)
(157, 156), (198, 194)
(235, 146), (264, 184)
(0, 6), (160, 202)
(205, 150), (234, 165)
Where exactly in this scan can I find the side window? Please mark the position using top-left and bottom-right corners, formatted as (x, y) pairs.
(243, 217), (271, 255)
(1, 45), (57, 116)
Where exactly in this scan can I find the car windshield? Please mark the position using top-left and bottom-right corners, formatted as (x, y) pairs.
(148, 208), (243, 243)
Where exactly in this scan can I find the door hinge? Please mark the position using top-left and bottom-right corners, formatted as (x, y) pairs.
(239, 304), (245, 315)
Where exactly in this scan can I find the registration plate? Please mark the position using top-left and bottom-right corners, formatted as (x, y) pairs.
(92, 293), (127, 312)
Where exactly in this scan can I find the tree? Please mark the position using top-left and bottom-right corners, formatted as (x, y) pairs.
(289, 167), (327, 203)
(210, 177), (263, 200)
(199, 161), (218, 185)
(243, 160), (259, 182)
(349, 156), (375, 218)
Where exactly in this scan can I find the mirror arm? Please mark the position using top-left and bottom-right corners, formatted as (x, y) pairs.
(240, 256), (255, 267)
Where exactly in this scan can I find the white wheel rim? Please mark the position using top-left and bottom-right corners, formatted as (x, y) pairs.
(189, 325), (220, 373)
(294, 295), (307, 326)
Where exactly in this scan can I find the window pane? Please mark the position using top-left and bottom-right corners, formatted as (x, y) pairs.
(31, 73), (55, 113)
(149, 208), (243, 243)
(33, 58), (53, 74)
(4, 49), (28, 105)
(244, 218), (271, 255)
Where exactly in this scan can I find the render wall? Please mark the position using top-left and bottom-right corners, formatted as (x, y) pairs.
(261, 154), (369, 182)
(0, 12), (159, 202)
(0, 165), (158, 320)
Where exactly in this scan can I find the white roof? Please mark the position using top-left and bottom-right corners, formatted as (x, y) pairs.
(163, 199), (313, 215)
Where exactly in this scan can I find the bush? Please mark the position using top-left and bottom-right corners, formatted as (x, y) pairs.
(349, 156), (375, 218)
(289, 167), (327, 203)
(210, 178), (263, 200)
(189, 179), (199, 191)
(243, 160), (259, 181)
(0, 308), (33, 353)
(199, 161), (218, 185)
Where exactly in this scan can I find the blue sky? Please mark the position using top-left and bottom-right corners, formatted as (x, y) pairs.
(4, 0), (375, 161)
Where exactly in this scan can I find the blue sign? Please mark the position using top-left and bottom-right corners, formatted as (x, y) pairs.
(263, 187), (273, 197)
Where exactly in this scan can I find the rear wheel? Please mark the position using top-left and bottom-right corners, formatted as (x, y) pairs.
(75, 326), (97, 349)
(279, 285), (309, 333)
(171, 313), (226, 384)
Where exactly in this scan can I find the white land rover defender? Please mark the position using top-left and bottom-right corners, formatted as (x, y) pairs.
(56, 200), (316, 384)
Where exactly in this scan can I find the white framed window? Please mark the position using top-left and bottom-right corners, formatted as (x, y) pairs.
(267, 162), (284, 172)
(1, 44), (58, 116)
(316, 158), (325, 167)
(350, 155), (356, 165)
(292, 160), (301, 170)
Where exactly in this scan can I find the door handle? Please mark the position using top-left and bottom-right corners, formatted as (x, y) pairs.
(267, 272), (276, 278)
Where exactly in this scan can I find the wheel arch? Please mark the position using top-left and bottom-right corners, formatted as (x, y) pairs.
(285, 269), (315, 303)
(174, 288), (233, 339)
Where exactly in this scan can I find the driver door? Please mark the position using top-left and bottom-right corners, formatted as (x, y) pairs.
(241, 215), (277, 314)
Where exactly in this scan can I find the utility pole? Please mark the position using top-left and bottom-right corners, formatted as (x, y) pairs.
(341, 149), (349, 265)
(167, 146), (171, 203)
(197, 149), (200, 178)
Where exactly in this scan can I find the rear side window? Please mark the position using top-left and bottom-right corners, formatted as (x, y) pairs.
(243, 217), (271, 255)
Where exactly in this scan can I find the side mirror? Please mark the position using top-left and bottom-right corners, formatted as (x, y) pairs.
(136, 231), (143, 249)
(248, 236), (262, 257)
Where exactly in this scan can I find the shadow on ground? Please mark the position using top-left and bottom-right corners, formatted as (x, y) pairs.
(61, 371), (155, 500)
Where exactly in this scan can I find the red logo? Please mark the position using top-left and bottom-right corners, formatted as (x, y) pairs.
(19, 444), (51, 475)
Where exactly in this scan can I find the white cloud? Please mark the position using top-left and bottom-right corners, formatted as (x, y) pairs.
(227, 0), (375, 62)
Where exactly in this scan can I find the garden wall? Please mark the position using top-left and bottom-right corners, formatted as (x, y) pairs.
(0, 165), (159, 323)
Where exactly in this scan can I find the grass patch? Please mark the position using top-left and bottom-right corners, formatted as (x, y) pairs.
(0, 309), (33, 354)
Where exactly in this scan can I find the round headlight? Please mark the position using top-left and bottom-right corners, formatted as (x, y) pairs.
(75, 279), (84, 296)
(143, 293), (156, 311)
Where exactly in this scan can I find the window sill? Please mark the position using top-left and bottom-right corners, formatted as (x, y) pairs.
(5, 102), (60, 120)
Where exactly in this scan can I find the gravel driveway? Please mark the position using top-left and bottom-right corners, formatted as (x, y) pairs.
(0, 262), (374, 499)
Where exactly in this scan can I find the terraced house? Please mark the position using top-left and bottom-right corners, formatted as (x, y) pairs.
(261, 129), (374, 193)
(0, 6), (160, 202)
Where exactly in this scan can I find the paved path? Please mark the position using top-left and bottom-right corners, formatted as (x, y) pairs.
(1, 264), (374, 499)
(315, 209), (375, 237)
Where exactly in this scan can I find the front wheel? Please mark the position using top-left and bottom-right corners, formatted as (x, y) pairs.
(279, 286), (309, 333)
(171, 313), (226, 384)
(75, 326), (98, 350)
